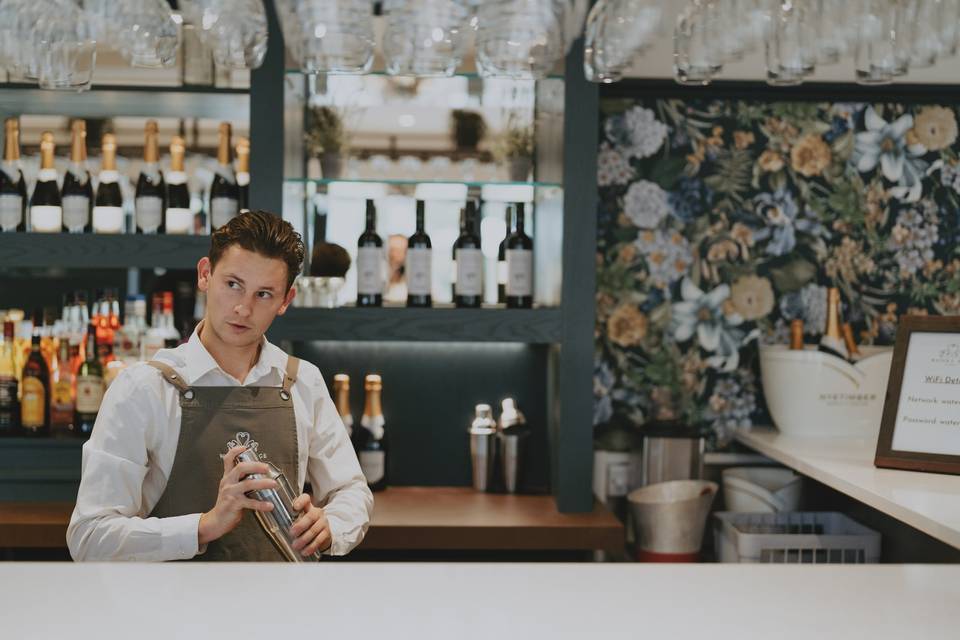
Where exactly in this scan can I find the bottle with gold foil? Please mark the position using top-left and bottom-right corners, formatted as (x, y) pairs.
(50, 339), (75, 437)
(74, 323), (103, 438)
(0, 320), (19, 435)
(93, 134), (124, 234)
(209, 122), (239, 230)
(61, 119), (93, 233)
(818, 287), (849, 360)
(136, 120), (166, 234)
(358, 374), (386, 492)
(236, 136), (250, 213)
(20, 310), (50, 436)
(29, 132), (63, 233)
(842, 323), (862, 361)
(333, 373), (353, 438)
(165, 136), (193, 234)
(789, 319), (804, 350)
(0, 118), (27, 232)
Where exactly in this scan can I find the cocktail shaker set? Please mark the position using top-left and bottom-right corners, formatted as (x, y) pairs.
(468, 397), (530, 493)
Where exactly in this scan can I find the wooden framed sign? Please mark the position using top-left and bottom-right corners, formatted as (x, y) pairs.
(875, 315), (960, 475)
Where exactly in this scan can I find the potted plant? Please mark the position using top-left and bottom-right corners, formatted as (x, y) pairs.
(493, 123), (535, 182)
(450, 109), (487, 151)
(305, 105), (349, 179)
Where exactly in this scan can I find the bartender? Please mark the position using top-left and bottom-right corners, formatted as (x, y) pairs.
(67, 211), (373, 561)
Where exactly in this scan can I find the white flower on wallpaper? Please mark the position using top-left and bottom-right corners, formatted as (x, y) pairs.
(633, 228), (692, 289)
(623, 179), (670, 229)
(605, 105), (668, 160)
(597, 143), (635, 186)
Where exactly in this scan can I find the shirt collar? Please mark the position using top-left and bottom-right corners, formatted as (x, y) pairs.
(181, 321), (287, 386)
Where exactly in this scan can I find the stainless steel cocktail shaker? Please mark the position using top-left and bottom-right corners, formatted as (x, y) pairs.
(468, 404), (498, 492)
(499, 398), (529, 494)
(237, 448), (321, 562)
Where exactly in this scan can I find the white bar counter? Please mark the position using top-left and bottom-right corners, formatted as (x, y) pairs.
(2, 563), (958, 639)
(736, 428), (960, 548)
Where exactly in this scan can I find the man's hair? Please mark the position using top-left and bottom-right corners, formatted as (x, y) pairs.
(209, 211), (304, 290)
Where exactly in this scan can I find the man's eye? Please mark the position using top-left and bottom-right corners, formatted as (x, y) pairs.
(257, 291), (272, 299)
(228, 281), (240, 289)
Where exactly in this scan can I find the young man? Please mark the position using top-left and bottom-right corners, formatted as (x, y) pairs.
(67, 211), (373, 561)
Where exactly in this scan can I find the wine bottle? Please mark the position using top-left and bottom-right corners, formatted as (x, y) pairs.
(358, 374), (387, 492)
(236, 136), (250, 213)
(29, 132), (63, 233)
(505, 202), (533, 309)
(136, 120), (166, 234)
(165, 136), (193, 235)
(0, 118), (27, 232)
(454, 200), (483, 308)
(20, 311), (50, 436)
(406, 200), (433, 308)
(50, 338), (75, 436)
(0, 320), (19, 435)
(357, 199), (384, 307)
(789, 319), (804, 350)
(61, 120), (93, 234)
(210, 122), (239, 230)
(818, 287), (849, 360)
(333, 373), (353, 438)
(93, 133), (124, 234)
(497, 205), (513, 305)
(842, 322), (862, 361)
(74, 323), (103, 438)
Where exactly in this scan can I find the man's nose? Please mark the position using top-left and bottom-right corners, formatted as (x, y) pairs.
(233, 300), (253, 317)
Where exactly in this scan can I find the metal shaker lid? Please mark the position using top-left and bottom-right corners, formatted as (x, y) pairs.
(499, 398), (526, 430)
(469, 403), (497, 435)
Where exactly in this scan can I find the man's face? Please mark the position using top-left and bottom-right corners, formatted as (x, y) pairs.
(197, 245), (295, 349)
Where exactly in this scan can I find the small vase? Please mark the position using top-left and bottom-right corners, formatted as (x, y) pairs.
(507, 156), (532, 182)
(319, 152), (344, 179)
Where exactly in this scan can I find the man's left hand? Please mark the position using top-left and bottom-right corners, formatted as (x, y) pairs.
(289, 494), (332, 556)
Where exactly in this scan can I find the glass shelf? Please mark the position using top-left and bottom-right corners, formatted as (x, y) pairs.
(285, 69), (564, 81)
(285, 177), (561, 188)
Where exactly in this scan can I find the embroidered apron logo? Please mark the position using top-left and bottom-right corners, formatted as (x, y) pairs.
(219, 431), (267, 460)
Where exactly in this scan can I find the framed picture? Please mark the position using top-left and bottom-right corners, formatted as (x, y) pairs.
(875, 315), (960, 475)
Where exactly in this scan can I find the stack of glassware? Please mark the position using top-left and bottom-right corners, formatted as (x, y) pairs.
(474, 0), (568, 79)
(276, 0), (376, 75)
(180, 0), (269, 70)
(381, 0), (470, 77)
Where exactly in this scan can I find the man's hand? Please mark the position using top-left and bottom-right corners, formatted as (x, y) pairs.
(289, 494), (332, 556)
(198, 446), (278, 545)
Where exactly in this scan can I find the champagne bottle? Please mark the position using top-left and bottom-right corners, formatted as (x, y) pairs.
(505, 202), (533, 309)
(818, 287), (849, 360)
(74, 323), (103, 438)
(789, 319), (804, 350)
(236, 136), (250, 213)
(497, 205), (513, 305)
(165, 136), (193, 234)
(358, 374), (387, 492)
(842, 323), (862, 361)
(209, 122), (239, 230)
(0, 118), (27, 232)
(356, 199), (384, 307)
(0, 320), (19, 435)
(50, 338), (75, 436)
(454, 200), (483, 308)
(20, 311), (50, 436)
(93, 133), (124, 234)
(135, 120), (166, 234)
(61, 120), (93, 233)
(29, 132), (63, 233)
(406, 200), (432, 308)
(333, 373), (353, 438)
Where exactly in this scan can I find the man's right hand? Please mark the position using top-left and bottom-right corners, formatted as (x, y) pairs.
(198, 446), (278, 545)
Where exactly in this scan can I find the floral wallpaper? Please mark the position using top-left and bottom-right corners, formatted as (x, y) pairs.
(594, 96), (960, 450)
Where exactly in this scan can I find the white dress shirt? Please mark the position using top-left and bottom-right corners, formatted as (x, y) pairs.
(67, 327), (373, 562)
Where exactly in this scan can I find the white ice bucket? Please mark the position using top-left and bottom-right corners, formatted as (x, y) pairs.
(759, 345), (893, 438)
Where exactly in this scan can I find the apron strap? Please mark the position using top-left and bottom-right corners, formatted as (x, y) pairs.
(282, 356), (300, 396)
(147, 360), (192, 395)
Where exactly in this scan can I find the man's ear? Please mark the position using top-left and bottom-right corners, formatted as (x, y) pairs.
(197, 257), (212, 292)
(277, 283), (296, 315)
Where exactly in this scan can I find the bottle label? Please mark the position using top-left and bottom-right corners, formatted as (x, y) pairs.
(62, 195), (90, 232)
(497, 261), (508, 286)
(0, 193), (22, 231)
(30, 205), (62, 233)
(166, 171), (187, 186)
(405, 247), (432, 296)
(506, 249), (533, 297)
(0, 376), (17, 428)
(237, 172), (250, 187)
(98, 170), (119, 184)
(50, 380), (74, 424)
(359, 450), (385, 484)
(166, 208), (193, 234)
(211, 197), (238, 230)
(136, 196), (164, 233)
(20, 377), (46, 429)
(455, 248), (483, 296)
(357, 247), (384, 295)
(76, 375), (104, 414)
(93, 206), (124, 233)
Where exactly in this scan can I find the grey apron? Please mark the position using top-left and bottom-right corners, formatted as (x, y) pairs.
(146, 355), (301, 562)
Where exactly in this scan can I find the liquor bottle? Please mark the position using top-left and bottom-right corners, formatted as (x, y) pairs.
(61, 120), (93, 234)
(454, 201), (483, 308)
(497, 205), (513, 305)
(142, 292), (166, 361)
(209, 122), (239, 231)
(50, 339), (75, 437)
(29, 132), (63, 233)
(406, 200), (432, 308)
(333, 373), (353, 438)
(162, 291), (181, 347)
(842, 322), (862, 361)
(236, 136), (250, 213)
(356, 199), (384, 307)
(0, 320), (19, 435)
(136, 120), (166, 234)
(505, 202), (533, 309)
(0, 118), (27, 232)
(358, 374), (387, 492)
(818, 287), (849, 360)
(165, 136), (193, 235)
(93, 133), (124, 234)
(74, 323), (103, 438)
(789, 319), (804, 350)
(20, 311), (50, 436)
